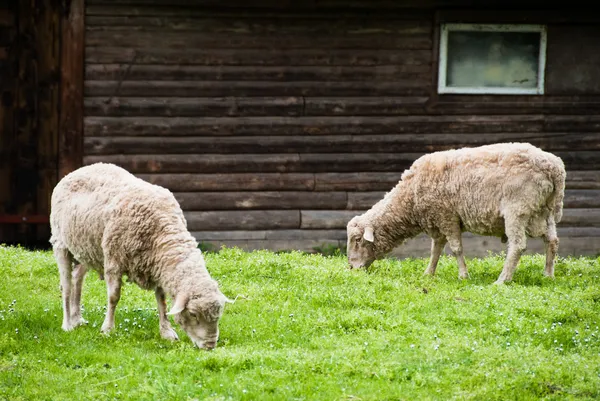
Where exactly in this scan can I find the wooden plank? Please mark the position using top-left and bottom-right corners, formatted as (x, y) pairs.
(84, 151), (600, 174)
(82, 153), (422, 173)
(85, 47), (432, 66)
(87, 0), (315, 8)
(184, 210), (300, 231)
(301, 210), (361, 229)
(315, 172), (401, 191)
(86, 5), (431, 20)
(190, 229), (347, 241)
(59, 0), (84, 179)
(545, 115), (600, 132)
(174, 191), (347, 210)
(84, 79), (431, 97)
(565, 171), (600, 190)
(83, 116), (545, 137)
(437, 9), (600, 24)
(559, 208), (600, 228)
(557, 227), (600, 237)
(430, 96), (600, 115)
(305, 96), (428, 116)
(84, 133), (600, 155)
(35, 0), (61, 242)
(345, 190), (600, 210)
(563, 190), (600, 208)
(84, 65), (429, 82)
(555, 152), (600, 171)
(299, 208), (600, 231)
(85, 97), (304, 117)
(347, 192), (385, 209)
(135, 173), (315, 191)
(86, 30), (432, 50)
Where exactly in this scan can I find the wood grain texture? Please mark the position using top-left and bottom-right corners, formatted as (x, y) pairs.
(85, 65), (429, 82)
(174, 191), (348, 210)
(184, 210), (300, 231)
(135, 173), (316, 191)
(83, 116), (546, 137)
(84, 133), (600, 155)
(83, 153), (423, 173)
(81, 3), (600, 252)
(59, 0), (85, 179)
(86, 47), (432, 66)
(85, 80), (431, 97)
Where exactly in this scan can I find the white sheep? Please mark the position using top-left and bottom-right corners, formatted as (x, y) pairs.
(50, 162), (230, 349)
(346, 142), (566, 284)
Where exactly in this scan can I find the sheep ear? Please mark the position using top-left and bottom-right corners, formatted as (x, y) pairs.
(167, 293), (188, 315)
(363, 226), (374, 242)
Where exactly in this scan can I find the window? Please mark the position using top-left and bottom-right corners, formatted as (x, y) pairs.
(438, 24), (547, 94)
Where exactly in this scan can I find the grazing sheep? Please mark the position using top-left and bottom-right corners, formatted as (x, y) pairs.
(50, 163), (230, 349)
(346, 142), (566, 284)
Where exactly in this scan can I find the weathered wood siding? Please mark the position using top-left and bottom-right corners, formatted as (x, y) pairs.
(0, 1), (61, 245)
(84, 1), (600, 256)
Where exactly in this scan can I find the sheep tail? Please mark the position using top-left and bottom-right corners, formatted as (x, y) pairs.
(550, 165), (566, 224)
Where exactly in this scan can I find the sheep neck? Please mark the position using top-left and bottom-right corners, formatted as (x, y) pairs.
(152, 235), (212, 298)
(367, 182), (421, 257)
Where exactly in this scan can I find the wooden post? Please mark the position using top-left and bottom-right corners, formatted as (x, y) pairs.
(59, 0), (84, 179)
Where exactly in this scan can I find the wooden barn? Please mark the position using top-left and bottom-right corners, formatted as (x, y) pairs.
(1, 0), (599, 256)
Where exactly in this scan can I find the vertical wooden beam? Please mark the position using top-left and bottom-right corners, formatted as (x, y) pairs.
(0, 2), (17, 243)
(13, 0), (39, 243)
(36, 0), (61, 242)
(59, 0), (84, 179)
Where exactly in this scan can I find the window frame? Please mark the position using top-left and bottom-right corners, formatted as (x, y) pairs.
(437, 23), (548, 95)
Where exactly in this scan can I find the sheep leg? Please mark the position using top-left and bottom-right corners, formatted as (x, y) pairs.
(495, 216), (528, 285)
(446, 234), (469, 280)
(70, 263), (89, 327)
(543, 216), (559, 278)
(54, 247), (74, 331)
(424, 237), (447, 276)
(155, 287), (179, 341)
(101, 273), (122, 334)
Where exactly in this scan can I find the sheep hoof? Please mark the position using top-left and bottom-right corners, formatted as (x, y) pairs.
(493, 279), (506, 285)
(423, 269), (435, 276)
(160, 327), (179, 341)
(61, 322), (75, 331)
(70, 317), (88, 327)
(459, 273), (469, 280)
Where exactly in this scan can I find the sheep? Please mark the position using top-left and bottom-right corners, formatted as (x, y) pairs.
(50, 162), (230, 349)
(346, 142), (566, 285)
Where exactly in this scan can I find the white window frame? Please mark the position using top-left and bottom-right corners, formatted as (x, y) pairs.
(438, 23), (547, 95)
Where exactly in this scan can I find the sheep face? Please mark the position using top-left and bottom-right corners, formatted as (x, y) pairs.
(168, 287), (227, 350)
(346, 218), (376, 269)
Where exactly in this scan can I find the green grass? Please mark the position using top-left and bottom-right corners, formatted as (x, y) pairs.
(1, 245), (599, 401)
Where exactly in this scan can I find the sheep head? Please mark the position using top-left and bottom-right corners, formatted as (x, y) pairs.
(346, 216), (377, 269)
(167, 279), (230, 350)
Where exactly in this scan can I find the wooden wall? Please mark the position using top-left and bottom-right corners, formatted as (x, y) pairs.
(0, 1), (61, 245)
(83, 1), (600, 256)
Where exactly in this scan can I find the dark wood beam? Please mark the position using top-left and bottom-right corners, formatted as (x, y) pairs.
(59, 0), (84, 179)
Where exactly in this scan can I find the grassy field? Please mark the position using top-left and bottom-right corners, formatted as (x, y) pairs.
(0, 245), (599, 401)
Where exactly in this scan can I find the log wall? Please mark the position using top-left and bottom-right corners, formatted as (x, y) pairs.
(83, 1), (600, 256)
